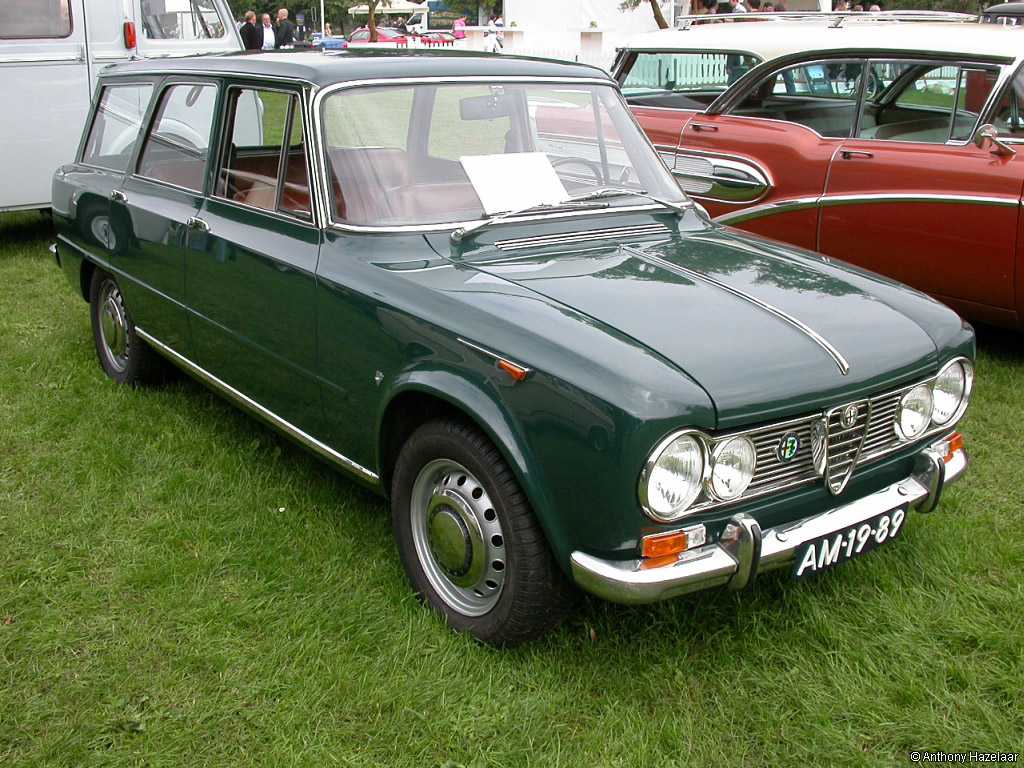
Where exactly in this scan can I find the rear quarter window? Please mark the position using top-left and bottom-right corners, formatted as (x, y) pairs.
(82, 84), (155, 173)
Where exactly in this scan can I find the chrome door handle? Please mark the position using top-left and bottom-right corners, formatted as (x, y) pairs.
(110, 190), (127, 203)
(840, 150), (874, 160)
(691, 123), (719, 133)
(186, 216), (210, 233)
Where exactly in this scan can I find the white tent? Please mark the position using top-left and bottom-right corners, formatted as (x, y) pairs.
(348, 0), (424, 16)
(502, 0), (674, 51)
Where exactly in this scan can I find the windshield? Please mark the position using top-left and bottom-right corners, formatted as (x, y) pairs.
(320, 82), (684, 227)
(620, 51), (761, 111)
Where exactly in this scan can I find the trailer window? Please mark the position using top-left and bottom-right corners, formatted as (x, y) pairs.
(140, 0), (227, 40)
(2, 0), (72, 39)
(82, 84), (155, 173)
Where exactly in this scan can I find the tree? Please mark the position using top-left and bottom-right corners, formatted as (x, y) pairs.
(365, 0), (390, 41)
(620, 0), (669, 29)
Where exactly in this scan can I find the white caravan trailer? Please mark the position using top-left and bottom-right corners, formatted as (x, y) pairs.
(0, 0), (241, 212)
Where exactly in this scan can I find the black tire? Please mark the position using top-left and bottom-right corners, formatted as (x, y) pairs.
(88, 268), (167, 386)
(391, 418), (575, 646)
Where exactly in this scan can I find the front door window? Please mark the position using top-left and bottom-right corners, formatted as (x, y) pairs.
(215, 88), (312, 218)
(858, 62), (998, 143)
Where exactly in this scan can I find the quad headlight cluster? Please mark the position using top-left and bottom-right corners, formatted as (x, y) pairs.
(896, 358), (974, 440)
(639, 432), (757, 523)
(640, 358), (973, 523)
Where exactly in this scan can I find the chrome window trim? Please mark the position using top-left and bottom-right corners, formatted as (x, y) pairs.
(135, 327), (380, 485)
(708, 50), (1014, 116)
(624, 244), (851, 376)
(310, 75), (675, 236)
(637, 356), (972, 521)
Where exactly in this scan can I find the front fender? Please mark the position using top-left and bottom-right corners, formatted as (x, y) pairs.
(376, 368), (568, 562)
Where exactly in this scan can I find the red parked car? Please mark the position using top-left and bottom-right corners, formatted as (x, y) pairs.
(346, 26), (409, 46)
(616, 17), (1024, 331)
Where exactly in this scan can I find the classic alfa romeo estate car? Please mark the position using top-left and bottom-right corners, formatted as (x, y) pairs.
(616, 18), (1024, 332)
(52, 50), (974, 645)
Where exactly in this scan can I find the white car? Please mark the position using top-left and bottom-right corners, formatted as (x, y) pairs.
(1, 0), (240, 213)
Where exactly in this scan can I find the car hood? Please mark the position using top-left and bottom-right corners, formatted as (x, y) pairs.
(454, 226), (941, 428)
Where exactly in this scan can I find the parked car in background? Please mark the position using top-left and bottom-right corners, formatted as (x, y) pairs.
(0, 0), (240, 213)
(310, 32), (348, 50)
(346, 27), (409, 46)
(52, 51), (973, 644)
(617, 18), (1024, 331)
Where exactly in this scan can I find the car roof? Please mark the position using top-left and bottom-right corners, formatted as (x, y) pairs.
(99, 49), (612, 87)
(625, 20), (1024, 64)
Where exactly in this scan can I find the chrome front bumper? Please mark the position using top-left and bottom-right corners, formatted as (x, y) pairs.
(571, 439), (967, 605)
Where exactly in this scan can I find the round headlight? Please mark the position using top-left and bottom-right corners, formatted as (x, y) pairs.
(897, 384), (933, 440)
(641, 434), (705, 521)
(932, 360), (972, 425)
(709, 436), (756, 501)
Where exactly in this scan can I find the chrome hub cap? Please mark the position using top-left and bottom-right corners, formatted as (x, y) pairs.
(98, 280), (129, 372)
(410, 459), (506, 616)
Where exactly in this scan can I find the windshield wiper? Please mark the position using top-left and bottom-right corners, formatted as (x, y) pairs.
(566, 187), (693, 216)
(450, 189), (692, 244)
(450, 200), (611, 243)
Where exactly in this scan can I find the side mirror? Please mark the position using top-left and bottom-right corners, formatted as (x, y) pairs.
(974, 124), (1017, 158)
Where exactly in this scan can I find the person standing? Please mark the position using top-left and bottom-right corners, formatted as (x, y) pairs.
(275, 8), (295, 49)
(294, 12), (308, 42)
(240, 10), (261, 50)
(729, 0), (749, 13)
(260, 13), (276, 50)
(483, 15), (500, 53)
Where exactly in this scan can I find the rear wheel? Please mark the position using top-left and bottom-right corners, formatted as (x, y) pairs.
(88, 269), (166, 386)
(391, 419), (575, 645)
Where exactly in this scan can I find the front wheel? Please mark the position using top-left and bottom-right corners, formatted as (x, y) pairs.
(391, 419), (574, 645)
(89, 269), (167, 386)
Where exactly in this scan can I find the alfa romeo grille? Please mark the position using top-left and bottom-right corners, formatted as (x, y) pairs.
(825, 402), (870, 494)
(747, 421), (815, 496)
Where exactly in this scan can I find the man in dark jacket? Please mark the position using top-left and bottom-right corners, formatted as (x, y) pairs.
(275, 8), (295, 48)
(239, 10), (261, 50)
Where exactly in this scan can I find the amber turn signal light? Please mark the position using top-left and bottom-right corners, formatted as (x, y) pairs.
(642, 530), (689, 560)
(496, 359), (529, 382)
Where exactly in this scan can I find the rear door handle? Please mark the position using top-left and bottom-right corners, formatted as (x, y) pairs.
(840, 150), (874, 160)
(110, 190), (127, 203)
(186, 216), (210, 233)
(691, 123), (719, 133)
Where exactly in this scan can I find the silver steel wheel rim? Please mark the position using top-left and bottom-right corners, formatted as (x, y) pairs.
(410, 458), (507, 617)
(98, 280), (129, 372)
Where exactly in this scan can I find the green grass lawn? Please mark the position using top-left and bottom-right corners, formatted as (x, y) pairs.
(2, 211), (1023, 766)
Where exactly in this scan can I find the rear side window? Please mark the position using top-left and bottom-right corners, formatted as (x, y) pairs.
(3, 0), (72, 39)
(140, 0), (226, 39)
(215, 88), (312, 218)
(137, 83), (218, 192)
(729, 60), (865, 138)
(620, 52), (761, 111)
(82, 84), (154, 172)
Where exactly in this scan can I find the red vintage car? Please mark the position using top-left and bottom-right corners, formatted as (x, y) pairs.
(615, 17), (1024, 331)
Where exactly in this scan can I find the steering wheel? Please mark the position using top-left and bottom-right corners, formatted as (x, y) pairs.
(551, 156), (604, 187)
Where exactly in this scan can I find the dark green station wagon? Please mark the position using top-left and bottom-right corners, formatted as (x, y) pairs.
(52, 50), (974, 644)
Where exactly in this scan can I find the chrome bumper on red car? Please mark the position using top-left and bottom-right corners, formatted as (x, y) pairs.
(570, 436), (968, 605)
